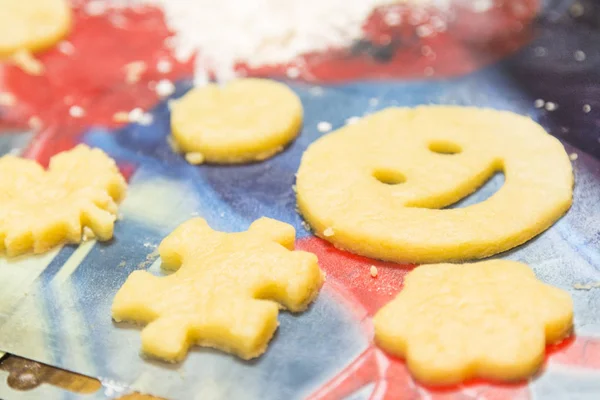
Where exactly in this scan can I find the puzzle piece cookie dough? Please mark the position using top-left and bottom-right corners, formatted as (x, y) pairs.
(112, 217), (324, 361)
(0, 145), (127, 256)
(0, 0), (72, 57)
(171, 78), (303, 164)
(374, 260), (573, 385)
(296, 106), (573, 263)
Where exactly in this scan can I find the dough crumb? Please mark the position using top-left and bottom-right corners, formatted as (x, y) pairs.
(28, 116), (42, 130)
(11, 50), (44, 76)
(301, 221), (312, 232)
(574, 50), (586, 62)
(124, 61), (147, 84)
(85, 0), (108, 16)
(323, 227), (334, 237)
(138, 113), (154, 126)
(185, 152), (205, 165)
(370, 265), (378, 278)
(569, 153), (578, 161)
(346, 116), (360, 125)
(113, 111), (130, 123)
(317, 121), (332, 133)
(57, 41), (75, 55)
(0, 92), (16, 107)
(69, 106), (85, 118)
(128, 108), (144, 123)
(157, 59), (173, 74)
(156, 79), (176, 97)
(573, 282), (600, 290)
(286, 66), (300, 79)
(82, 227), (96, 241)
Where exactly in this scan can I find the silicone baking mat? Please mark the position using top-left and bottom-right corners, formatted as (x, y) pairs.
(0, 1), (599, 399)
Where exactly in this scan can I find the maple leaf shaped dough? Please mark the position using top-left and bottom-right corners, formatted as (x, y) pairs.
(374, 260), (573, 385)
(0, 144), (127, 256)
(112, 217), (325, 362)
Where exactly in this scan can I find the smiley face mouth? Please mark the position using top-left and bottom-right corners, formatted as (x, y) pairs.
(371, 138), (505, 210)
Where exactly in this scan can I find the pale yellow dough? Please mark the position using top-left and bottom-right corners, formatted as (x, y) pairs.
(374, 260), (573, 385)
(296, 106), (573, 263)
(0, 0), (72, 57)
(0, 145), (127, 256)
(112, 217), (324, 362)
(171, 78), (303, 164)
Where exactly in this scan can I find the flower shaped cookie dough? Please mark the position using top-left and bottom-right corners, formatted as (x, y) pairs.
(0, 145), (127, 256)
(0, 0), (72, 56)
(112, 217), (324, 362)
(374, 260), (573, 385)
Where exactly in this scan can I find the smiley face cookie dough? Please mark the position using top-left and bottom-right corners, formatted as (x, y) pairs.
(296, 106), (573, 263)
(170, 78), (303, 164)
(0, 0), (72, 57)
(0, 145), (127, 256)
(112, 217), (324, 362)
(374, 260), (573, 385)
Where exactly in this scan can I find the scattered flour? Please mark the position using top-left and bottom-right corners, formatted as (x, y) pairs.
(95, 0), (493, 81)
(139, 0), (401, 80)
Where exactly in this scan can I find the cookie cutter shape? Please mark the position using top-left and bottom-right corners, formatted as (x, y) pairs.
(0, 144), (127, 256)
(112, 217), (324, 362)
(170, 78), (303, 164)
(296, 106), (573, 263)
(0, 0), (72, 56)
(374, 260), (573, 385)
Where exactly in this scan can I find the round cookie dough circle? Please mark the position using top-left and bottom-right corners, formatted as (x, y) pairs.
(0, 0), (72, 56)
(171, 78), (303, 164)
(296, 106), (573, 263)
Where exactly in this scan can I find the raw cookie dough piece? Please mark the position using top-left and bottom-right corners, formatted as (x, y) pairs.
(296, 106), (573, 263)
(374, 260), (573, 385)
(171, 78), (303, 164)
(0, 0), (72, 57)
(112, 217), (324, 362)
(0, 145), (127, 256)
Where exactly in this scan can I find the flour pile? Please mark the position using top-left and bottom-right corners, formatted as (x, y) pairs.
(85, 0), (493, 81)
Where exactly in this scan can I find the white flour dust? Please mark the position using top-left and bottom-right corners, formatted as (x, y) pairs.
(87, 0), (493, 81)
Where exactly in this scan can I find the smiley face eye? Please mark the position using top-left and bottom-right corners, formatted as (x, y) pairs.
(373, 169), (406, 185)
(428, 140), (462, 155)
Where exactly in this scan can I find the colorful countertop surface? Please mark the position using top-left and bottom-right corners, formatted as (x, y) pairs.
(0, 1), (599, 399)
